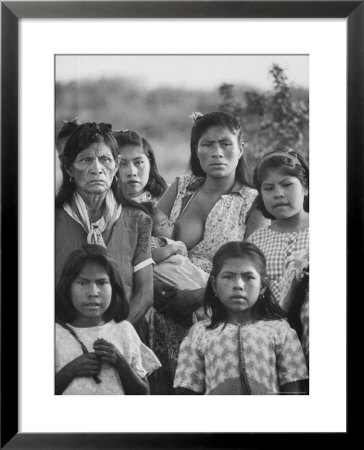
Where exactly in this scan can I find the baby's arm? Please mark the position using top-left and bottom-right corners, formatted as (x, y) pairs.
(152, 243), (180, 264)
(93, 338), (149, 395)
(55, 353), (101, 395)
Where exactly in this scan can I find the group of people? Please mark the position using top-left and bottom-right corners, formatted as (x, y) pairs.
(55, 111), (309, 395)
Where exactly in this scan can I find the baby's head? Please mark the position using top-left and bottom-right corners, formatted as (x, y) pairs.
(141, 201), (173, 238)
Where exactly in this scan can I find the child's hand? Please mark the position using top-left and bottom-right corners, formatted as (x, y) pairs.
(68, 353), (101, 378)
(93, 338), (125, 368)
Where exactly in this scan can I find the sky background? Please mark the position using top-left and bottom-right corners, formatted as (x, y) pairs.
(56, 55), (308, 90)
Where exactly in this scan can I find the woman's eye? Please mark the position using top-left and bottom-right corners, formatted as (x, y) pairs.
(135, 161), (144, 166)
(262, 186), (272, 191)
(223, 275), (233, 280)
(222, 141), (232, 147)
(283, 183), (292, 187)
(100, 156), (112, 163)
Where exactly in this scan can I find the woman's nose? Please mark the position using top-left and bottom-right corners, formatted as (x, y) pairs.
(88, 283), (99, 296)
(273, 186), (284, 197)
(127, 164), (137, 177)
(234, 277), (245, 289)
(90, 158), (102, 173)
(211, 144), (223, 158)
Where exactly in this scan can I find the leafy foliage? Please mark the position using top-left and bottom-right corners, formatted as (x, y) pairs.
(219, 64), (309, 163)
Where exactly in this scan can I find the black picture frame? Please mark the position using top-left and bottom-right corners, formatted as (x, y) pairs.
(1, 1), (360, 448)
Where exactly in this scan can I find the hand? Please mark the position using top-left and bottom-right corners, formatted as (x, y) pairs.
(68, 353), (101, 378)
(93, 338), (125, 368)
(153, 280), (177, 311)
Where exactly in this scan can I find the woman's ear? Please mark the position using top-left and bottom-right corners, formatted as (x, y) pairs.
(211, 276), (217, 295)
(260, 284), (266, 296)
(239, 141), (245, 157)
(114, 154), (121, 174)
(64, 165), (73, 178)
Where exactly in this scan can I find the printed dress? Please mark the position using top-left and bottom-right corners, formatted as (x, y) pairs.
(248, 227), (309, 303)
(174, 319), (308, 395)
(55, 320), (161, 395)
(170, 174), (258, 273)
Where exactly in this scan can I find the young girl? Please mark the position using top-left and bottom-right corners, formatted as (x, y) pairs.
(248, 150), (309, 304)
(55, 244), (161, 395)
(113, 129), (167, 203)
(141, 201), (209, 290)
(173, 241), (308, 395)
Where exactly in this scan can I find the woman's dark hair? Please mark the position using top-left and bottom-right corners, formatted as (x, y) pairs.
(56, 118), (81, 155)
(189, 111), (253, 188)
(204, 241), (285, 329)
(113, 130), (167, 199)
(286, 267), (309, 339)
(55, 122), (142, 210)
(253, 150), (309, 219)
(56, 244), (129, 324)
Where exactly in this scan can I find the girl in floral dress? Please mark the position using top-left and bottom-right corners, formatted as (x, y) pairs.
(248, 150), (309, 362)
(174, 241), (308, 395)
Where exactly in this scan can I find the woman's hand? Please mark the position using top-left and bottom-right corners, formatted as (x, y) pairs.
(153, 279), (177, 311)
(93, 338), (126, 368)
(154, 280), (205, 320)
(67, 353), (101, 378)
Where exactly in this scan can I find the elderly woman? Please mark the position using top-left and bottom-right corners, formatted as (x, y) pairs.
(55, 122), (153, 326)
(149, 111), (268, 394)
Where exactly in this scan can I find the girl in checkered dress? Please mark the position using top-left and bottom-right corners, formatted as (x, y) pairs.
(248, 151), (309, 363)
(173, 241), (308, 395)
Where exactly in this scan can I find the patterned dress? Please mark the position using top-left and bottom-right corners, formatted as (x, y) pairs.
(56, 320), (161, 395)
(174, 319), (308, 395)
(248, 227), (309, 303)
(148, 174), (258, 394)
(170, 174), (258, 273)
(248, 228), (309, 366)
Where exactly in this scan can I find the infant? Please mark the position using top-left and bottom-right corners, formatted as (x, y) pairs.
(142, 202), (209, 290)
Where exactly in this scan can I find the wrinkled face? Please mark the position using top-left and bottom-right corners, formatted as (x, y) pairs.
(212, 257), (264, 322)
(118, 145), (151, 197)
(67, 142), (119, 198)
(71, 262), (112, 326)
(260, 168), (308, 220)
(196, 126), (243, 178)
(152, 209), (173, 238)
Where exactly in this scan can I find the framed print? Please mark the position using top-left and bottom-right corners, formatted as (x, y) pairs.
(1, 0), (361, 447)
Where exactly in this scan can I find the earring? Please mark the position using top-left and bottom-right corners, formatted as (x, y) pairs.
(113, 175), (118, 184)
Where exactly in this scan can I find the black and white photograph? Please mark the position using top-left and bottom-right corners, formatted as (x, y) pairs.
(55, 54), (310, 396)
(1, 0), (354, 443)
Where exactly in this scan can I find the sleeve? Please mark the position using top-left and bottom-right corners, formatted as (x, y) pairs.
(132, 211), (154, 273)
(173, 323), (206, 393)
(275, 321), (309, 386)
(124, 322), (161, 378)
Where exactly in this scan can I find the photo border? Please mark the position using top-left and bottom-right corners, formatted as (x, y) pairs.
(1, 1), (361, 447)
